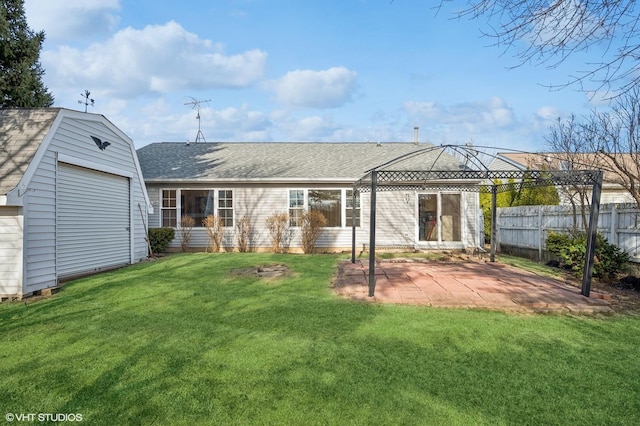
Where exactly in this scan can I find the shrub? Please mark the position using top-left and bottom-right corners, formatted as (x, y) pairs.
(236, 215), (252, 252)
(546, 231), (630, 280)
(203, 215), (223, 253)
(178, 216), (195, 252)
(265, 212), (292, 253)
(148, 228), (175, 254)
(300, 210), (327, 254)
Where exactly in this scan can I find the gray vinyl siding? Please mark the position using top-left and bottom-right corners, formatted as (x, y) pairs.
(0, 207), (23, 295)
(23, 151), (57, 292)
(361, 190), (480, 250)
(363, 191), (416, 247)
(147, 184), (366, 251)
(145, 183), (483, 251)
(153, 185), (291, 250)
(19, 112), (148, 293)
(148, 186), (161, 227)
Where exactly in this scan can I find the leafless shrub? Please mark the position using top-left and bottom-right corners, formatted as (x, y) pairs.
(265, 212), (292, 253)
(203, 215), (223, 253)
(179, 215), (195, 252)
(236, 215), (253, 252)
(300, 210), (327, 254)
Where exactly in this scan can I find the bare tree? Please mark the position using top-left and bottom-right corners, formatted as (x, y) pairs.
(544, 90), (640, 212)
(582, 88), (640, 206)
(544, 115), (597, 231)
(446, 0), (640, 98)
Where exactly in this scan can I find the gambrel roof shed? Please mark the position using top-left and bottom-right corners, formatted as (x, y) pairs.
(0, 108), (151, 298)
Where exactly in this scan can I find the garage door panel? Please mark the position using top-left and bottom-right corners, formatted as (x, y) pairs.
(57, 163), (130, 278)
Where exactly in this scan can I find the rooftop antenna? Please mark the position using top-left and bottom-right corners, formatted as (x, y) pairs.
(184, 97), (211, 142)
(78, 90), (94, 112)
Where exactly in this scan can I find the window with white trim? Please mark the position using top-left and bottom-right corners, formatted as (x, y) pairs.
(288, 189), (358, 228)
(161, 189), (177, 227)
(346, 189), (361, 227)
(218, 190), (234, 227)
(289, 189), (304, 227)
(161, 189), (233, 227)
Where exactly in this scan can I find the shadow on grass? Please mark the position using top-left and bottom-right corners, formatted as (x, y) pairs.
(1, 254), (639, 424)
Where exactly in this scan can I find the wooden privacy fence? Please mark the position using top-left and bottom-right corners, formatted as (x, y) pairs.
(497, 204), (640, 263)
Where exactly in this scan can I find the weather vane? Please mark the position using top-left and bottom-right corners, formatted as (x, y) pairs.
(184, 97), (211, 142)
(78, 90), (95, 112)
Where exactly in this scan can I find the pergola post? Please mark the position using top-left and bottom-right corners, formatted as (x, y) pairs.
(581, 171), (603, 297)
(490, 184), (497, 262)
(368, 170), (377, 297)
(351, 187), (357, 264)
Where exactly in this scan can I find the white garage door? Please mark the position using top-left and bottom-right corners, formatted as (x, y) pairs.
(57, 163), (131, 278)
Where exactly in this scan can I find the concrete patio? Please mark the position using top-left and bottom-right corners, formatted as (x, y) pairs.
(334, 259), (613, 314)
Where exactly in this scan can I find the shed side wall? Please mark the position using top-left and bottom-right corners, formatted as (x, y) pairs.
(0, 207), (23, 295)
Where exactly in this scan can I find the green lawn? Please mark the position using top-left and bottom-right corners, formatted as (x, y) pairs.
(1, 253), (639, 425)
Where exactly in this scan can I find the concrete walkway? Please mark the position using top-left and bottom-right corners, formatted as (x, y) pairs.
(334, 259), (613, 314)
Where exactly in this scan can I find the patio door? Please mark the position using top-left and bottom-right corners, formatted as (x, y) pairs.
(418, 193), (461, 243)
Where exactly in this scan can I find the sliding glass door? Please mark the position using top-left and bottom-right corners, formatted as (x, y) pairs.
(418, 193), (461, 243)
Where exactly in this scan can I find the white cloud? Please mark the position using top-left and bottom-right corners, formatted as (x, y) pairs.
(397, 97), (563, 149)
(266, 67), (358, 108)
(268, 112), (343, 140)
(41, 21), (267, 99)
(403, 97), (517, 135)
(25, 0), (121, 42)
(535, 106), (562, 121)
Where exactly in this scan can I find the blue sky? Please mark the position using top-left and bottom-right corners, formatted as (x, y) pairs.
(24, 0), (606, 150)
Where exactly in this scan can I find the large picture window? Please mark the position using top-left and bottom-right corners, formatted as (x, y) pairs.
(161, 189), (233, 228)
(309, 190), (341, 227)
(181, 190), (215, 226)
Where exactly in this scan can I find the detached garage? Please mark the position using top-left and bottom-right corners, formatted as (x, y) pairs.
(0, 108), (152, 298)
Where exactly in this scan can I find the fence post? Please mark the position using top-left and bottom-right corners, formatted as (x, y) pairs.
(538, 206), (543, 261)
(610, 204), (617, 246)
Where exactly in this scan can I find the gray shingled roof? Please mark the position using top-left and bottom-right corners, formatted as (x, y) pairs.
(0, 109), (60, 195)
(137, 142), (463, 181)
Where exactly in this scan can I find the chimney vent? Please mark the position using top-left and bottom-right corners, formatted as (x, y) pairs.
(413, 126), (419, 145)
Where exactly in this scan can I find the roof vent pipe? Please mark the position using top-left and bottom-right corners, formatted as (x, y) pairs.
(413, 126), (419, 145)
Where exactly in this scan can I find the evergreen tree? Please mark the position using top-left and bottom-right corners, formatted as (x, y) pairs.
(0, 0), (54, 108)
